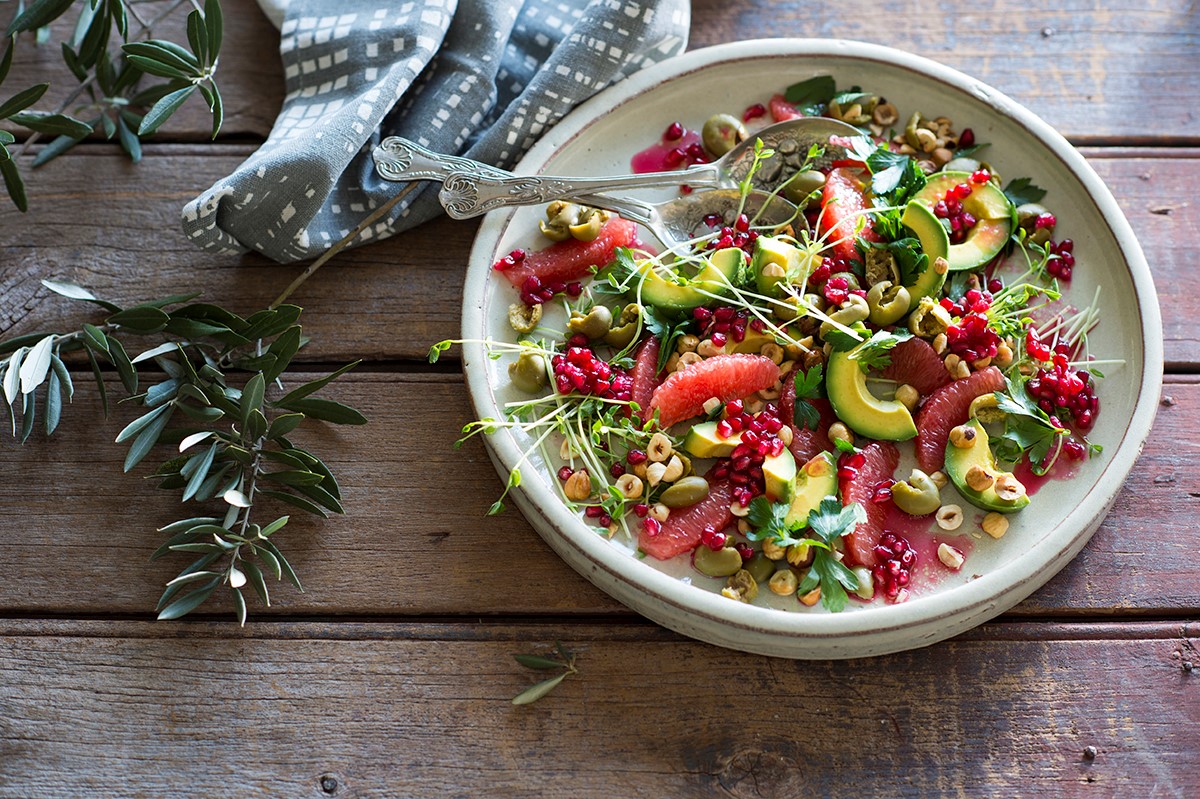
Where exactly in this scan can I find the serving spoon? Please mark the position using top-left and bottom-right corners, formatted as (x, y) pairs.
(372, 116), (860, 219)
(579, 189), (800, 250)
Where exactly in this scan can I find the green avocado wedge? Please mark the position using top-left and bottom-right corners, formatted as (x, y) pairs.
(826, 349), (917, 441)
(913, 171), (1013, 272)
(681, 420), (739, 459)
(636, 247), (744, 314)
(763, 448), (797, 502)
(749, 235), (808, 297)
(784, 452), (838, 527)
(945, 418), (1031, 513)
(900, 201), (950, 312)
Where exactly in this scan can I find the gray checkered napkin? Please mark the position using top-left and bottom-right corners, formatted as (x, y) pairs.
(181, 0), (690, 263)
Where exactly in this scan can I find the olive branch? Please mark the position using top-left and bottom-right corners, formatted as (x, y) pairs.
(1, 0), (225, 210)
(0, 280), (367, 623)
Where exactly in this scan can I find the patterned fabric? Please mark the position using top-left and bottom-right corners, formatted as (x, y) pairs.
(182, 0), (690, 263)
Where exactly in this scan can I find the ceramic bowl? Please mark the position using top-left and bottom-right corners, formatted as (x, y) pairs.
(459, 39), (1162, 659)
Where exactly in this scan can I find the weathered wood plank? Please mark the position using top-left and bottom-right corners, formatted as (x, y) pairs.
(1, 147), (1196, 366)
(0, 619), (1195, 798)
(0, 372), (1192, 618)
(688, 0), (1200, 146)
(4, 0), (1198, 142)
(1, 0), (284, 140)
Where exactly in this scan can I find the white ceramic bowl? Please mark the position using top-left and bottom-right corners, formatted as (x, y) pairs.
(459, 40), (1162, 659)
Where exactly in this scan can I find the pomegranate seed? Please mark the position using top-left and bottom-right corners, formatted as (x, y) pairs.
(664, 121), (684, 141)
(642, 517), (662, 537)
(743, 103), (767, 122)
(558, 466), (574, 482)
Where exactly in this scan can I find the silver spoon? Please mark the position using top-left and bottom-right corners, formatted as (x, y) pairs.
(578, 189), (800, 250)
(372, 116), (860, 218)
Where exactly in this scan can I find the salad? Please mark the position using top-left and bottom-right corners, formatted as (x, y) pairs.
(434, 76), (1109, 612)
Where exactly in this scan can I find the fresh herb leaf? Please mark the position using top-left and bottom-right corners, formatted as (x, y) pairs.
(792, 363), (824, 430)
(992, 385), (1067, 471)
(642, 305), (690, 374)
(1003, 176), (1047, 207)
(784, 75), (836, 108)
(844, 329), (912, 371)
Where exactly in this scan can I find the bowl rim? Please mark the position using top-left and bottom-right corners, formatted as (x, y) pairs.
(459, 39), (1163, 645)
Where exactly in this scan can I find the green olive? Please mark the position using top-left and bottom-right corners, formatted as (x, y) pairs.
(819, 294), (870, 339)
(539, 219), (571, 242)
(891, 469), (942, 516)
(943, 156), (981, 174)
(507, 302), (542, 334)
(867, 280), (912, 326)
(546, 201), (581, 226)
(745, 552), (775, 584)
(659, 476), (709, 508)
(782, 169), (827, 206)
(773, 294), (804, 321)
(569, 211), (603, 242)
(978, 161), (1001, 185)
(725, 568), (760, 601)
(701, 113), (748, 157)
(968, 394), (1006, 425)
(604, 322), (637, 349)
(864, 248), (899, 286)
(508, 352), (548, 394)
(1017, 203), (1054, 245)
(694, 546), (744, 578)
(567, 305), (613, 340)
(908, 295), (952, 337)
(904, 111), (925, 150)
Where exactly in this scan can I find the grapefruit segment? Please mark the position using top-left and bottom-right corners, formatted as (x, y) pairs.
(840, 442), (900, 567)
(628, 336), (661, 422)
(881, 338), (952, 396)
(914, 366), (1008, 473)
(639, 474), (735, 560)
(779, 372), (837, 463)
(498, 217), (638, 289)
(647, 354), (778, 428)
(768, 94), (804, 122)
(819, 168), (882, 263)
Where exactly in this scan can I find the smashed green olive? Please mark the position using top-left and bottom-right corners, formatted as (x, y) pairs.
(1017, 202), (1054, 244)
(604, 304), (641, 348)
(819, 294), (870, 338)
(745, 552), (775, 584)
(659, 476), (709, 508)
(508, 352), (548, 394)
(782, 169), (826, 206)
(694, 546), (744, 577)
(701, 113), (747, 157)
(507, 302), (542, 334)
(568, 211), (603, 242)
(725, 568), (760, 601)
(867, 280), (912, 326)
(567, 305), (612, 340)
(891, 469), (942, 516)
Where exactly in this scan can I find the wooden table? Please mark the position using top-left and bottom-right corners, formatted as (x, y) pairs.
(2, 1), (1197, 795)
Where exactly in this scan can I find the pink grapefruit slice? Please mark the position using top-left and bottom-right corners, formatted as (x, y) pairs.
(647, 354), (779, 428)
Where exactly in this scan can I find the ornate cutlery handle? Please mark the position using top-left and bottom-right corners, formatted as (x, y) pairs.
(438, 163), (722, 220)
(372, 137), (511, 182)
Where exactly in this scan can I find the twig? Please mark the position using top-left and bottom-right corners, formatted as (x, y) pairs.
(271, 182), (420, 308)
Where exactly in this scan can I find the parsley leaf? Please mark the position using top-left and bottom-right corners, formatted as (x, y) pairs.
(792, 363), (825, 431)
(745, 496), (810, 549)
(842, 136), (927, 239)
(784, 75), (836, 109)
(642, 305), (690, 374)
(801, 497), (867, 612)
(847, 328), (912, 372)
(992, 385), (1067, 472)
(1002, 176), (1047, 207)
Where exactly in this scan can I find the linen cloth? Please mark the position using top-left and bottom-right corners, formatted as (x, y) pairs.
(181, 0), (690, 262)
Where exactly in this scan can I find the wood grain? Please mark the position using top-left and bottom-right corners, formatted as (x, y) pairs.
(1, 0), (284, 140)
(4, 0), (1198, 142)
(0, 619), (1196, 798)
(1, 147), (1196, 366)
(0, 372), (1192, 618)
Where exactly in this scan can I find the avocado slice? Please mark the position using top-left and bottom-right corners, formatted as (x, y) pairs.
(784, 452), (838, 527)
(826, 349), (918, 441)
(749, 236), (806, 297)
(636, 247), (744, 314)
(900, 201), (950, 311)
(763, 448), (797, 502)
(914, 171), (1013, 272)
(680, 420), (740, 459)
(729, 329), (777, 355)
(945, 418), (1031, 513)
